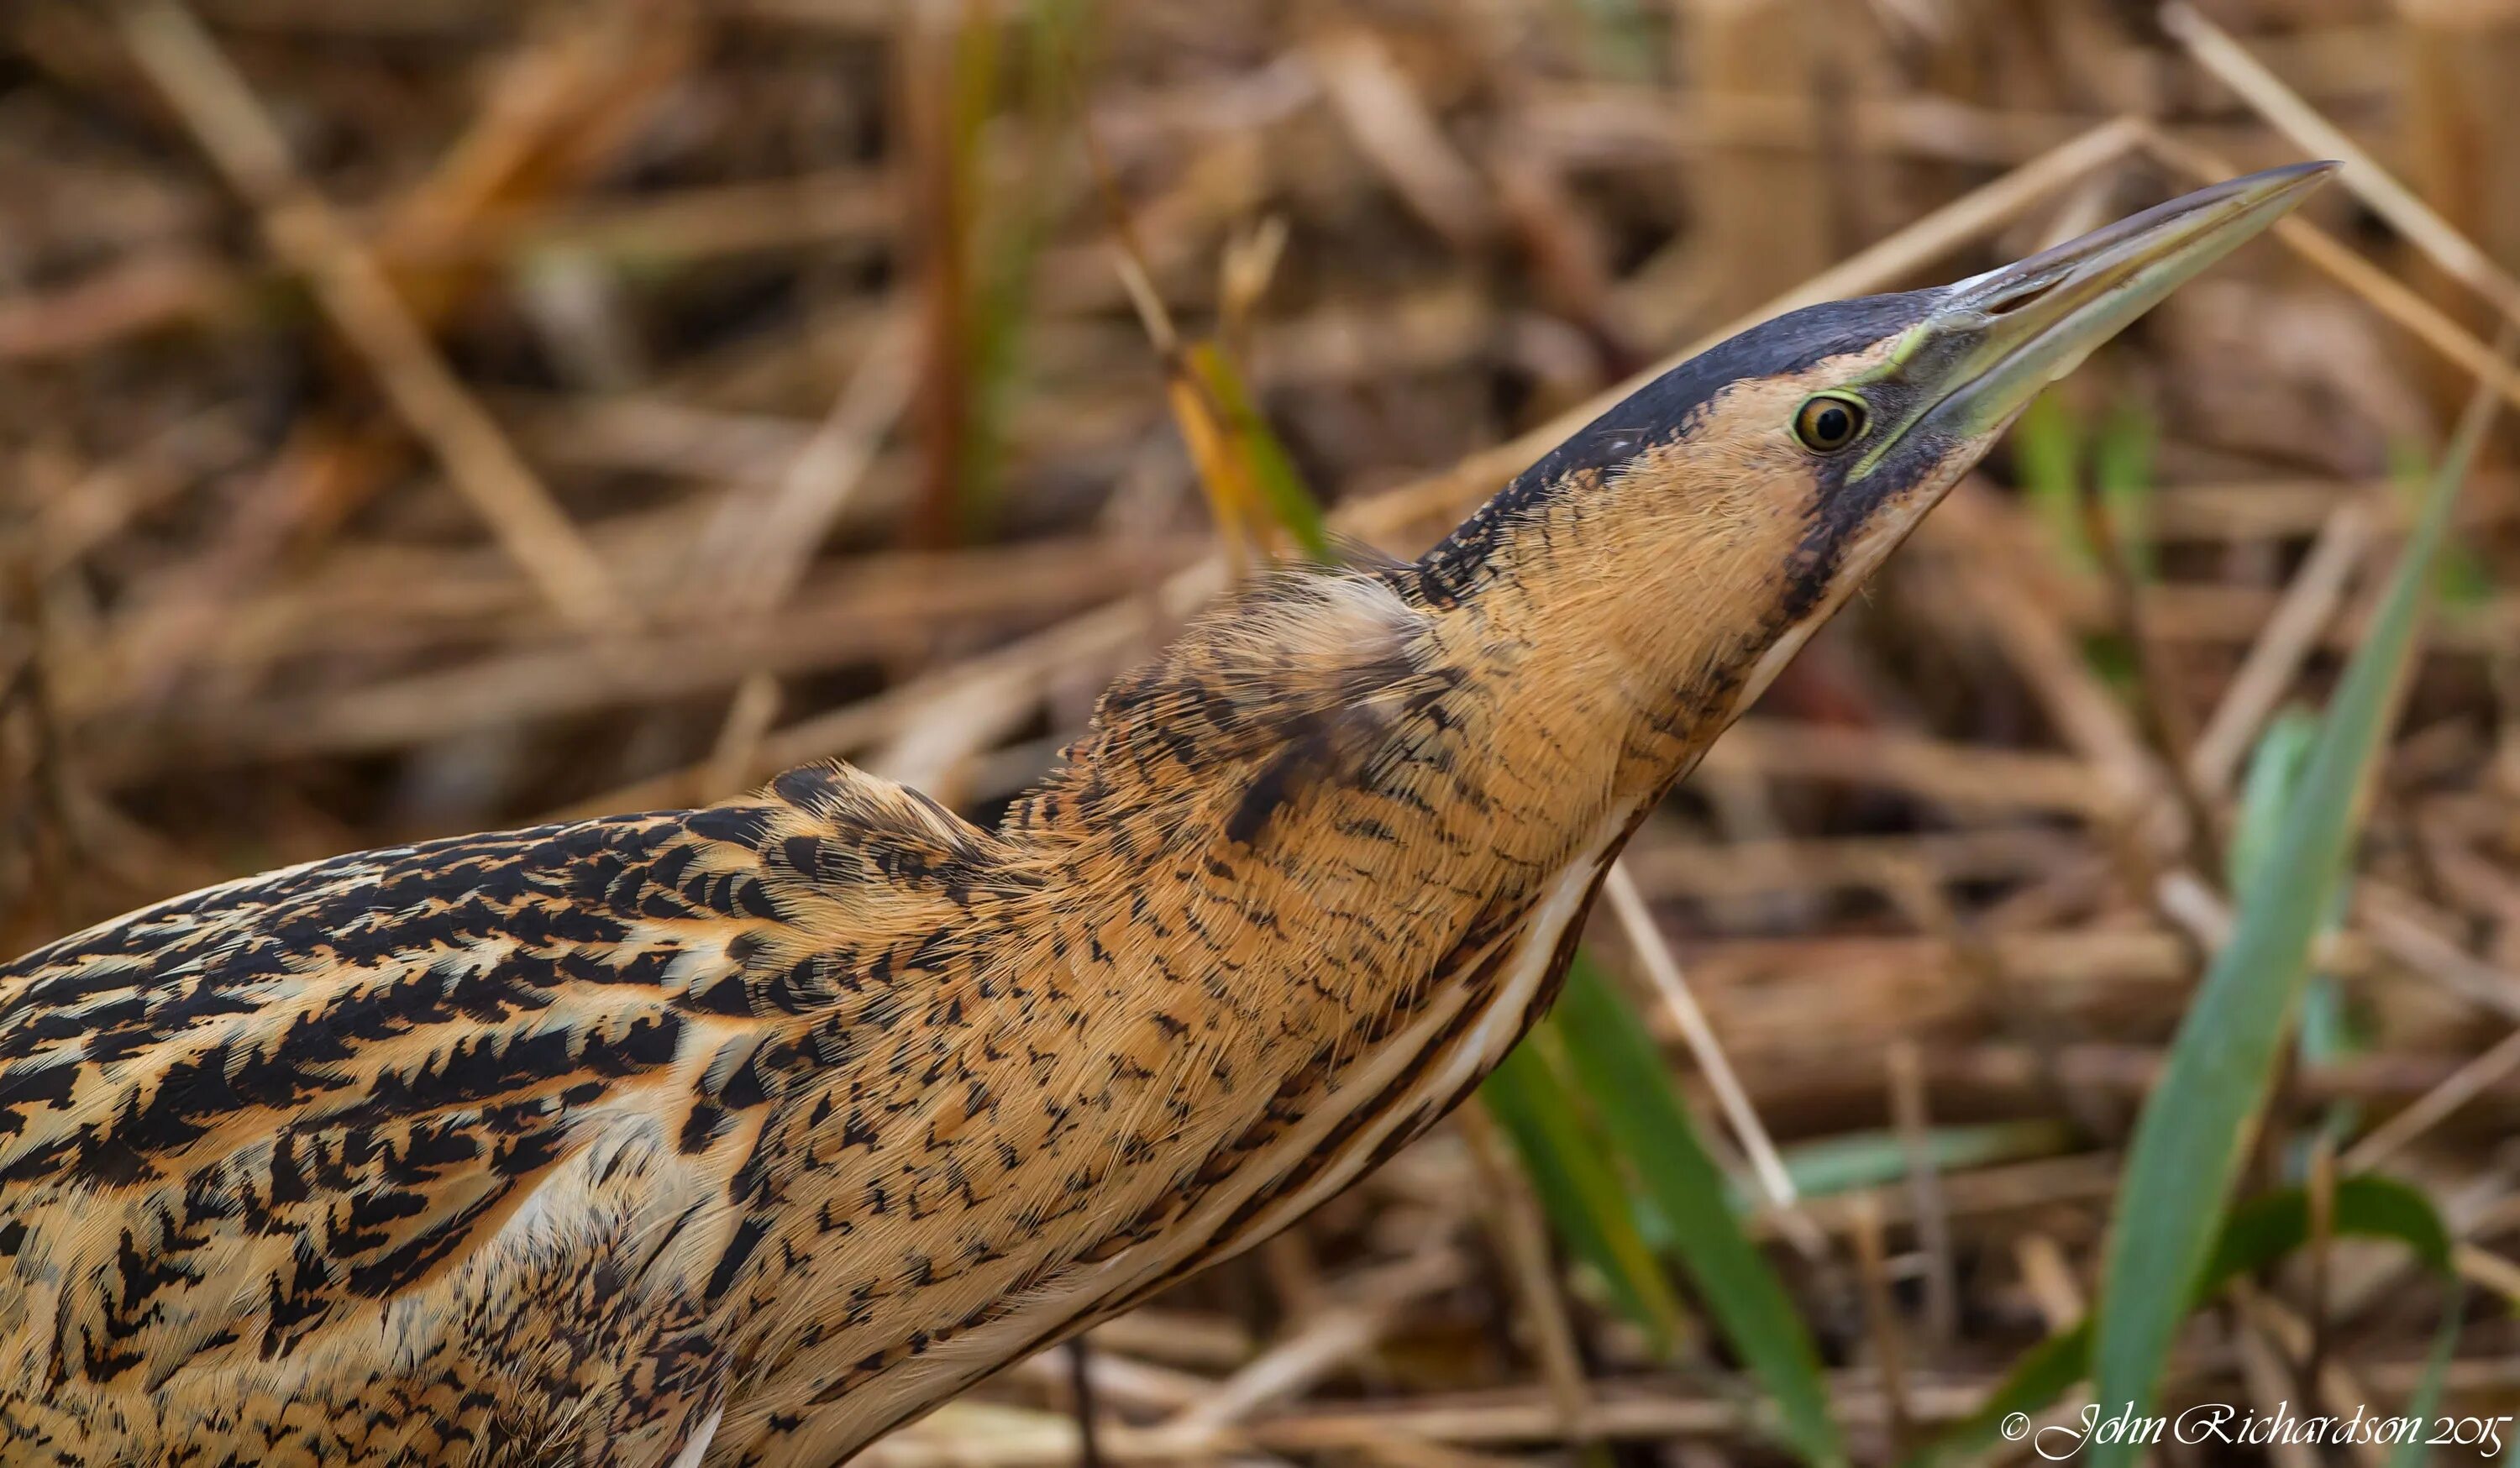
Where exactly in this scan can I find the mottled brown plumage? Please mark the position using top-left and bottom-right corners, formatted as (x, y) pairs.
(0, 167), (2328, 1467)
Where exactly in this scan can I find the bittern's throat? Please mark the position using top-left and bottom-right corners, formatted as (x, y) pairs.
(0, 166), (2331, 1468)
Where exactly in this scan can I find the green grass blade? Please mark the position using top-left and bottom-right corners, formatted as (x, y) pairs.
(1555, 959), (1846, 1468)
(1914, 1325), (2093, 1468)
(2094, 399), (2156, 581)
(2391, 1298), (2466, 1468)
(1911, 1175), (2454, 1468)
(2086, 385), (2500, 1468)
(1481, 1032), (1687, 1355)
(2231, 710), (2365, 1161)
(1564, 0), (1656, 81)
(957, 0), (1095, 538)
(2227, 708), (2318, 894)
(2015, 389), (2087, 566)
(1188, 342), (1333, 563)
(2391, 434), (2496, 611)
(2203, 1172), (2449, 1275)
(1716, 1121), (2074, 1213)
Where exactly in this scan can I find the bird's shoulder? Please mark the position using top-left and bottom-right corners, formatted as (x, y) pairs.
(0, 761), (1019, 1394)
(1003, 564), (1457, 845)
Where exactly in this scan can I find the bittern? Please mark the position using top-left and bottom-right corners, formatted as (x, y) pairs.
(1, 164), (2330, 1467)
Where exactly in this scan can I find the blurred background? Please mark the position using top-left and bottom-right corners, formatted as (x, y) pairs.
(7, 0), (2520, 1461)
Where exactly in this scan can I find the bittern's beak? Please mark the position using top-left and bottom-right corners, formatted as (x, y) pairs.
(1861, 160), (2338, 470)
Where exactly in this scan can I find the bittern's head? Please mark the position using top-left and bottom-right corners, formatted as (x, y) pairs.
(1415, 162), (2334, 722)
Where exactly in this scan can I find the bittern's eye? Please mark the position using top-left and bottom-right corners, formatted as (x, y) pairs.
(1793, 395), (1869, 454)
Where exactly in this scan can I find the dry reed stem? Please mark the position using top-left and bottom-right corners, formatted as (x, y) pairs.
(1599, 862), (1830, 1266)
(689, 307), (920, 616)
(1152, 1247), (1463, 1441)
(2233, 1288), (2394, 1468)
(1454, 1106), (1593, 1447)
(0, 172), (896, 366)
(2143, 127), (2520, 417)
(1926, 484), (2166, 806)
(2456, 1245), (2520, 1308)
(2187, 500), (2376, 795)
(2012, 1233), (2085, 1331)
(2228, 1283), (2331, 1468)
(1847, 1193), (1914, 1456)
(2344, 1025), (2520, 1172)
(115, 0), (629, 630)
(1886, 1040), (1959, 1346)
(1310, 27), (1495, 252)
(2160, 2), (2520, 333)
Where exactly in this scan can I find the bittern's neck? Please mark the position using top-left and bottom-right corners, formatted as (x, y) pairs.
(1422, 486), (1804, 821)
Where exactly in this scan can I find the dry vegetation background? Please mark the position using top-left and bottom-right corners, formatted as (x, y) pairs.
(7, 0), (2520, 1462)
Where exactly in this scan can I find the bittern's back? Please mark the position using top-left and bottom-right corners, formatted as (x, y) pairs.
(0, 567), (1636, 1466)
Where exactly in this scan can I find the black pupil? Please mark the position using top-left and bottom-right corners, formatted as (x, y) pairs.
(1812, 404), (1851, 444)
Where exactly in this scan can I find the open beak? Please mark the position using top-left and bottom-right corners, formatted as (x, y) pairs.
(1902, 161), (2339, 447)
